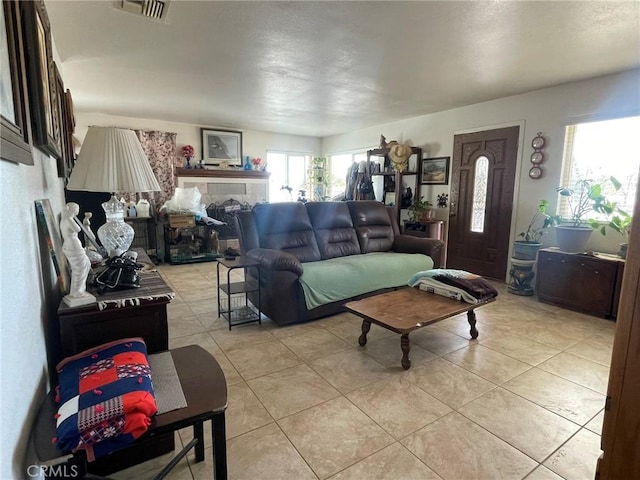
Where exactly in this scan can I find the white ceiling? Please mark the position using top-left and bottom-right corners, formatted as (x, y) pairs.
(45, 1), (640, 138)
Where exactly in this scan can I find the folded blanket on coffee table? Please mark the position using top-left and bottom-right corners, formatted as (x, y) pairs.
(408, 269), (499, 304)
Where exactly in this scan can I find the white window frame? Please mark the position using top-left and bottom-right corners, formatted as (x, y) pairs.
(266, 150), (311, 202)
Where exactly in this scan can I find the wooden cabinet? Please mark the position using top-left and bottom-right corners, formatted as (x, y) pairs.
(367, 146), (422, 225)
(536, 248), (625, 318)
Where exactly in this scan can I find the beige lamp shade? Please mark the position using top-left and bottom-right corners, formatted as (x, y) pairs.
(67, 126), (160, 193)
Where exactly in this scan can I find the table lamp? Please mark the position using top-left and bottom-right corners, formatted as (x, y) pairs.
(67, 126), (161, 255)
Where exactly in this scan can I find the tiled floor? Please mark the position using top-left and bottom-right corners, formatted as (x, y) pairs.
(111, 261), (616, 480)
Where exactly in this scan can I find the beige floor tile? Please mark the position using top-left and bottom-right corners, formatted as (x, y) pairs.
(168, 315), (207, 339)
(268, 320), (325, 339)
(224, 423), (318, 480)
(410, 326), (472, 356)
(168, 331), (221, 357)
(209, 323), (276, 352)
(278, 396), (394, 479)
(565, 335), (613, 367)
(247, 364), (341, 419)
(361, 334), (437, 369)
(225, 340), (301, 380)
(309, 348), (390, 393)
(444, 344), (532, 384)
(524, 465), (564, 479)
(186, 297), (218, 315)
(280, 328), (351, 362)
(544, 429), (602, 480)
(346, 376), (451, 439)
(404, 358), (496, 409)
(167, 302), (195, 319)
(226, 382), (274, 439)
(538, 352), (610, 394)
(402, 412), (538, 480)
(433, 315), (503, 341)
(196, 310), (230, 331)
(459, 388), (580, 462)
(503, 368), (605, 424)
(516, 322), (585, 350)
(585, 409), (605, 434)
(479, 331), (560, 366)
(328, 442), (441, 480)
(322, 314), (395, 345)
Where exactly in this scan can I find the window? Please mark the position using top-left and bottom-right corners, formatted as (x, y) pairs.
(471, 156), (489, 233)
(559, 116), (639, 219)
(328, 151), (367, 199)
(266, 151), (310, 202)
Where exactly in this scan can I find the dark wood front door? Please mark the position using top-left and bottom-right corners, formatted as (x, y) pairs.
(447, 126), (519, 279)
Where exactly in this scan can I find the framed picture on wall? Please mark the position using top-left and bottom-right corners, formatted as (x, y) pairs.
(201, 128), (242, 167)
(21, 0), (61, 159)
(1, 0), (32, 165)
(35, 199), (70, 295)
(421, 157), (450, 185)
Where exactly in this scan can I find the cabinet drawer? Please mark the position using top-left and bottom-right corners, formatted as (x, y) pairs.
(537, 250), (618, 317)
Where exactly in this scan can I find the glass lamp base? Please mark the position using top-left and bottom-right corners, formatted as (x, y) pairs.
(98, 196), (135, 255)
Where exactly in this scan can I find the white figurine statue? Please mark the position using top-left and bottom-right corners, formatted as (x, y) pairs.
(82, 212), (103, 263)
(60, 203), (96, 307)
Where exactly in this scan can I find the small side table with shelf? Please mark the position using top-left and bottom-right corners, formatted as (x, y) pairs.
(216, 257), (262, 329)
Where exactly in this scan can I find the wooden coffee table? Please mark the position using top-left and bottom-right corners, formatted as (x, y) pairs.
(345, 288), (496, 370)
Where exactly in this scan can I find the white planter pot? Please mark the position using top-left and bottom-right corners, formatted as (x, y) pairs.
(555, 225), (593, 253)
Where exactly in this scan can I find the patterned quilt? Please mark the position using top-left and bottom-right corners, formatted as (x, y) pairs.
(54, 338), (158, 461)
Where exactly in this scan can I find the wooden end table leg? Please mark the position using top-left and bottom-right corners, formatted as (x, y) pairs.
(401, 334), (411, 370)
(358, 320), (371, 346)
(194, 421), (205, 462)
(212, 412), (227, 480)
(467, 309), (479, 339)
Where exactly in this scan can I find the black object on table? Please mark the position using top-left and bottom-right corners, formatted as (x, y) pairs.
(32, 345), (228, 480)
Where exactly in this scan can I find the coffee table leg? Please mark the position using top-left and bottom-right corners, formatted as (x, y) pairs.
(358, 320), (371, 346)
(401, 334), (411, 370)
(467, 309), (479, 339)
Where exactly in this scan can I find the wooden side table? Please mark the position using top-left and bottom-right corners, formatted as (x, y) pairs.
(32, 345), (228, 480)
(216, 256), (261, 330)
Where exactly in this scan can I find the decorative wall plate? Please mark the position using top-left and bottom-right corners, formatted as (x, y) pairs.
(529, 166), (543, 179)
(530, 152), (543, 164)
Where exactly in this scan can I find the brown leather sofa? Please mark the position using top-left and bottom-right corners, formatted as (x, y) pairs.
(234, 200), (444, 325)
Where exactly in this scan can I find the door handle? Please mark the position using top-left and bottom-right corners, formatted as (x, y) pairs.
(449, 202), (456, 217)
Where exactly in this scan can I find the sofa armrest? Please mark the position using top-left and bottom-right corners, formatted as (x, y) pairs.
(392, 235), (445, 268)
(246, 248), (304, 276)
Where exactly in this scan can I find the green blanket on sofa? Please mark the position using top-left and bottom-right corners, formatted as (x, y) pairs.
(298, 252), (434, 310)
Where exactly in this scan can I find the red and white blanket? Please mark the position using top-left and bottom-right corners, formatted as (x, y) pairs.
(54, 338), (157, 461)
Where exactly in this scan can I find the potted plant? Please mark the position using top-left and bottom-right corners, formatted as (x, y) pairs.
(407, 196), (434, 223)
(551, 176), (624, 253)
(513, 200), (553, 260)
(608, 210), (633, 258)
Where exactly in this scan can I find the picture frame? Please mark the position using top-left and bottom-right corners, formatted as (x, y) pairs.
(201, 128), (242, 167)
(21, 0), (61, 159)
(384, 192), (396, 206)
(53, 62), (68, 179)
(1, 0), (32, 165)
(35, 199), (70, 295)
(421, 157), (450, 185)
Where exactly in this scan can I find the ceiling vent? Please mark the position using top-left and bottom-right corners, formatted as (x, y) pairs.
(113, 0), (170, 22)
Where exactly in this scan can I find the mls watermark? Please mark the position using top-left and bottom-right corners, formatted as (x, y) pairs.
(26, 464), (80, 478)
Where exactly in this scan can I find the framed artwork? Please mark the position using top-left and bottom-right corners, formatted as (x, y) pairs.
(0, 0), (32, 165)
(421, 157), (450, 185)
(384, 192), (396, 206)
(21, 0), (61, 159)
(53, 62), (68, 179)
(35, 199), (70, 295)
(201, 128), (242, 167)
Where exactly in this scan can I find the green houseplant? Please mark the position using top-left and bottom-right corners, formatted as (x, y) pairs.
(513, 200), (553, 260)
(407, 196), (433, 223)
(609, 210), (633, 258)
(551, 176), (625, 253)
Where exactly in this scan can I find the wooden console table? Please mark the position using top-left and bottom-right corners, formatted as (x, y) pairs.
(536, 248), (624, 318)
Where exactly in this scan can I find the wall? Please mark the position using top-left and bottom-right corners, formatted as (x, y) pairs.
(74, 113), (322, 166)
(322, 69), (640, 256)
(0, 149), (66, 477)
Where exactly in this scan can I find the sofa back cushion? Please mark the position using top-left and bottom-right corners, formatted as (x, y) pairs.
(252, 202), (321, 262)
(306, 202), (361, 260)
(347, 201), (395, 253)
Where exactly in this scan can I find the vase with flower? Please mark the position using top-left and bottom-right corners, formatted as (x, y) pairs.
(181, 144), (195, 169)
(252, 157), (263, 171)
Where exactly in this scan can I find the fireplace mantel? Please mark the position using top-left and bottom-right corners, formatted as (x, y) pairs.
(175, 168), (269, 179)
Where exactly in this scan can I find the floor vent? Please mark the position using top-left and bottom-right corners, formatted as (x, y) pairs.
(113, 0), (170, 21)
